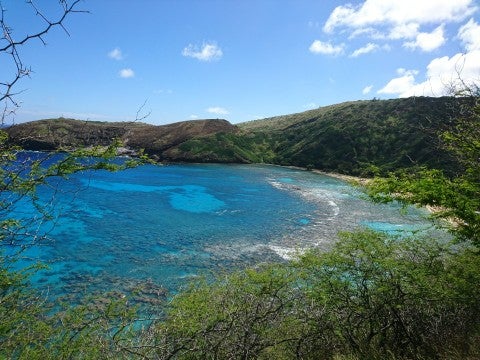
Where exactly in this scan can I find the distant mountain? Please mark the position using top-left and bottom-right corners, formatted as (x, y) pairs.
(4, 97), (471, 175)
(4, 118), (243, 163)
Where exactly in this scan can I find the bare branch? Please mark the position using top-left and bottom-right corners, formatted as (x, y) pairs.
(135, 99), (152, 123)
(0, 0), (87, 125)
(0, 1), (87, 52)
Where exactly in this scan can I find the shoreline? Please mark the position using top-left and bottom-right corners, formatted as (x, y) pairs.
(279, 164), (371, 186)
(312, 169), (371, 186)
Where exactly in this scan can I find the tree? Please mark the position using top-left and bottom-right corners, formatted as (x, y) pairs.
(140, 83), (480, 359)
(149, 265), (316, 359)
(365, 83), (480, 246)
(142, 230), (480, 360)
(298, 230), (480, 359)
(0, 3), (145, 357)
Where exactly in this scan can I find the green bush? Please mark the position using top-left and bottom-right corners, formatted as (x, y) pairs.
(145, 230), (480, 359)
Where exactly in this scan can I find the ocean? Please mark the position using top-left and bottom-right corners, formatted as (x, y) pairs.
(5, 158), (438, 304)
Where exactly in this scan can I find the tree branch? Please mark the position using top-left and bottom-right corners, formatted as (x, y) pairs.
(0, 0), (87, 124)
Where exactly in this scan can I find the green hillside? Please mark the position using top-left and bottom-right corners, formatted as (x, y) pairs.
(5, 96), (471, 176)
(239, 96), (466, 176)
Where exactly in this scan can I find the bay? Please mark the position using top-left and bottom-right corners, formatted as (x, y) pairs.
(7, 161), (439, 303)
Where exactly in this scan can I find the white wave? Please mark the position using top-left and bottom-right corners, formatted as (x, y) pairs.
(328, 200), (340, 218)
(267, 245), (301, 260)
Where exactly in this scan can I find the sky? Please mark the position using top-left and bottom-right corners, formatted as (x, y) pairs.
(1, 0), (480, 125)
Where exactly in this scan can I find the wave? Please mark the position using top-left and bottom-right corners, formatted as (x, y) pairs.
(268, 178), (341, 220)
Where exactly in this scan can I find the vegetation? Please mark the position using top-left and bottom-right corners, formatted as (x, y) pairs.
(241, 96), (471, 176)
(174, 132), (276, 163)
(1, 2), (479, 358)
(139, 91), (479, 358)
(142, 231), (479, 359)
(2, 79), (479, 360)
(366, 88), (479, 246)
(7, 96), (470, 177)
(3, 92), (479, 358)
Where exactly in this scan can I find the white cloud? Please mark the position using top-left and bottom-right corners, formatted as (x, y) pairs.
(349, 27), (383, 39)
(182, 42), (223, 62)
(323, 0), (477, 54)
(119, 68), (135, 78)
(378, 51), (480, 97)
(362, 85), (373, 94)
(378, 68), (419, 95)
(403, 25), (446, 52)
(421, 51), (480, 93)
(388, 23), (420, 40)
(458, 18), (480, 51)
(309, 40), (345, 56)
(350, 42), (379, 57)
(189, 114), (199, 119)
(108, 47), (123, 60)
(324, 0), (476, 34)
(207, 107), (229, 115)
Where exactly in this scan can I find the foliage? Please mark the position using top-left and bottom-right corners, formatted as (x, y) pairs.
(234, 97), (468, 175)
(6, 96), (471, 176)
(0, 129), (150, 358)
(151, 266), (304, 359)
(2, 2), (479, 358)
(365, 92), (479, 246)
(0, 260), (139, 359)
(142, 231), (480, 359)
(175, 131), (276, 163)
(298, 231), (480, 359)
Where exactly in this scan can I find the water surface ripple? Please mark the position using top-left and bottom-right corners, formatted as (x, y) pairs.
(11, 163), (439, 300)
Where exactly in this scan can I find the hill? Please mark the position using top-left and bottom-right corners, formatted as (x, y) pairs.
(4, 96), (472, 175)
(238, 96), (467, 175)
(5, 118), (244, 163)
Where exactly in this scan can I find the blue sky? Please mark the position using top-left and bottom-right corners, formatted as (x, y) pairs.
(2, 0), (480, 125)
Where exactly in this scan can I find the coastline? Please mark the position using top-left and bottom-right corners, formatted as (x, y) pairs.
(312, 169), (371, 186)
(279, 164), (371, 186)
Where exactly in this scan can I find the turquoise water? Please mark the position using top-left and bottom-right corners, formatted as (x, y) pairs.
(5, 159), (439, 304)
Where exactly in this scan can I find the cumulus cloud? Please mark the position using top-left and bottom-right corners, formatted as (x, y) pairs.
(207, 107), (229, 115)
(309, 40), (345, 56)
(322, 0), (477, 56)
(182, 42), (223, 62)
(378, 51), (480, 97)
(324, 0), (476, 34)
(403, 25), (446, 52)
(362, 85), (373, 94)
(350, 42), (379, 57)
(119, 68), (135, 78)
(349, 27), (383, 39)
(458, 18), (480, 51)
(108, 47), (123, 60)
(378, 68), (419, 95)
(388, 23), (420, 40)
